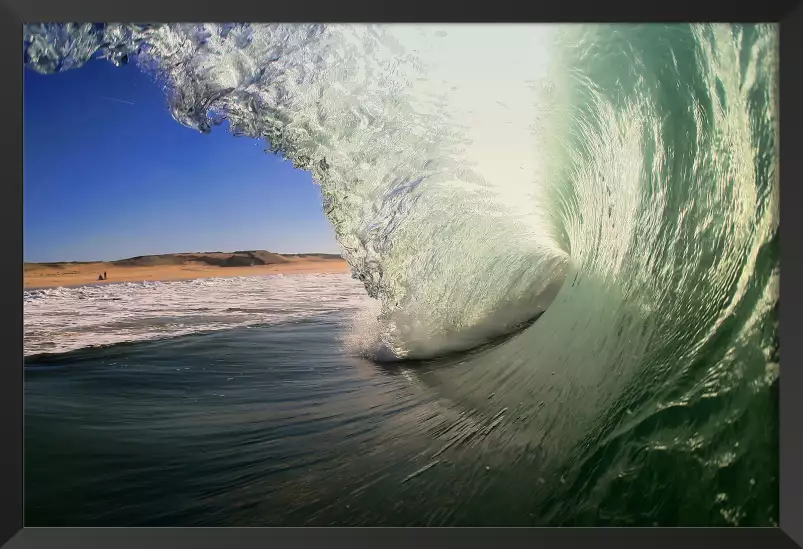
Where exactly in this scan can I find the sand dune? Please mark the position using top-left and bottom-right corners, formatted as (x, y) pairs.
(24, 250), (350, 289)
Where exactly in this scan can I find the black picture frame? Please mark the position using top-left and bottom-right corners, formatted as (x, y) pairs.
(3, 0), (800, 547)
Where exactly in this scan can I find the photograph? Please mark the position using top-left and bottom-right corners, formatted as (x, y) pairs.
(22, 22), (779, 527)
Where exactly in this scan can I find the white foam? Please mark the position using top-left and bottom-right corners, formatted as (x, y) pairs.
(24, 273), (369, 356)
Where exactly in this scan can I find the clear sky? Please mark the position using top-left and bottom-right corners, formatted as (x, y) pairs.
(24, 59), (340, 263)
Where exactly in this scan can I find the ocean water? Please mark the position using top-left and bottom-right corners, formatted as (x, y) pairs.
(24, 23), (779, 526)
(24, 274), (368, 357)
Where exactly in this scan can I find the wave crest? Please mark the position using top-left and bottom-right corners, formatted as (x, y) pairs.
(23, 23), (777, 363)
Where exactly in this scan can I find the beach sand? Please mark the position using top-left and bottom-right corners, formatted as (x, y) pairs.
(24, 257), (351, 289)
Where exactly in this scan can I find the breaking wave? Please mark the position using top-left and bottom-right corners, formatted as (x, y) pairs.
(24, 23), (779, 525)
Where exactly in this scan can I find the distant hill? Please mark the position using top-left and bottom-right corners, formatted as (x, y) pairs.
(25, 250), (343, 270)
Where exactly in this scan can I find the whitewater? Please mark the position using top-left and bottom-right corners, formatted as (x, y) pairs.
(24, 274), (368, 356)
(23, 23), (779, 526)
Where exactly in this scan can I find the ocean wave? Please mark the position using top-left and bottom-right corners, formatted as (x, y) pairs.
(24, 23), (779, 524)
(24, 23), (777, 362)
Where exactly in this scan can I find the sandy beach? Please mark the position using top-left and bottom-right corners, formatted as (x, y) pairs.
(25, 253), (350, 289)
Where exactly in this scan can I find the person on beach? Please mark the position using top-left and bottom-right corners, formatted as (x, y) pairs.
(104, 271), (107, 280)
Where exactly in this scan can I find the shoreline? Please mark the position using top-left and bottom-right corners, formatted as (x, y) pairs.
(24, 259), (351, 290)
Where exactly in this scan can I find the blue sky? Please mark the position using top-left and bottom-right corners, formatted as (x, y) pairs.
(24, 59), (340, 263)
